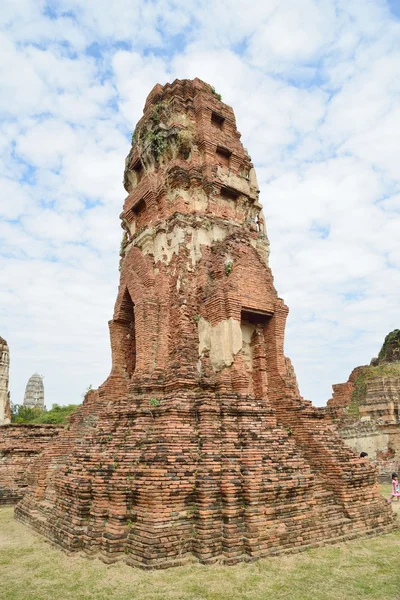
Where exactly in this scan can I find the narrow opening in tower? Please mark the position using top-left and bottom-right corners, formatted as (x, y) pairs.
(241, 309), (272, 325)
(241, 309), (272, 398)
(211, 111), (225, 129)
(216, 146), (232, 167)
(120, 289), (136, 377)
(132, 198), (146, 215)
(131, 198), (147, 233)
(132, 158), (144, 184)
(221, 185), (239, 200)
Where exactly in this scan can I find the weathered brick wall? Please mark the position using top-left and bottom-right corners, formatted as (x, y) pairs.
(339, 421), (400, 481)
(325, 340), (400, 479)
(360, 377), (400, 421)
(0, 424), (62, 504)
(326, 366), (365, 420)
(16, 78), (395, 569)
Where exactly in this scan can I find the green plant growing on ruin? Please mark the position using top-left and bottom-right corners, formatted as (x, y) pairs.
(149, 397), (160, 407)
(378, 329), (400, 361)
(225, 260), (233, 276)
(119, 231), (128, 256)
(348, 373), (367, 416)
(210, 85), (222, 101)
(194, 314), (201, 323)
(152, 103), (162, 124)
(286, 426), (293, 436)
(147, 129), (167, 157)
(177, 128), (194, 159)
(136, 100), (172, 160)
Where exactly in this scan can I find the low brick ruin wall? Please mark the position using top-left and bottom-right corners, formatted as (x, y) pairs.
(0, 424), (62, 505)
(339, 421), (400, 481)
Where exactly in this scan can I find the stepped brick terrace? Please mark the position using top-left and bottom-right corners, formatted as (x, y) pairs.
(15, 78), (395, 568)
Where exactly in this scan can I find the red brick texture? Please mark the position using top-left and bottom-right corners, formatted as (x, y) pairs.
(326, 366), (365, 422)
(0, 424), (62, 505)
(15, 79), (395, 568)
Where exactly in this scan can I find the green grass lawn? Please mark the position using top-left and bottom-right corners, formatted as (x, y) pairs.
(0, 494), (399, 600)
(381, 483), (400, 503)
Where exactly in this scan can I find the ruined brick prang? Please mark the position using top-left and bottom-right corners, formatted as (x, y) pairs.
(23, 373), (45, 410)
(326, 330), (400, 478)
(376, 329), (400, 364)
(327, 330), (400, 425)
(0, 337), (10, 425)
(16, 79), (394, 568)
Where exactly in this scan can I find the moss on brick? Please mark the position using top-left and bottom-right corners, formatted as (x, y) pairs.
(349, 363), (400, 415)
(378, 329), (400, 362)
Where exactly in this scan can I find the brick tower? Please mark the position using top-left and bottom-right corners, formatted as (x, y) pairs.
(16, 79), (394, 568)
(0, 336), (10, 425)
(23, 373), (45, 410)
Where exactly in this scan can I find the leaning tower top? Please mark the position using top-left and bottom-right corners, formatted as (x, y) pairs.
(121, 77), (268, 264)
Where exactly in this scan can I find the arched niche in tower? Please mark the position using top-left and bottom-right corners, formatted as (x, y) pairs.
(110, 286), (137, 379)
(119, 288), (136, 377)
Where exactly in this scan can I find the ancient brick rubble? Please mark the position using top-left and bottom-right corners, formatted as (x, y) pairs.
(0, 336), (11, 425)
(15, 79), (395, 568)
(326, 330), (400, 479)
(0, 345), (54, 503)
(327, 330), (400, 425)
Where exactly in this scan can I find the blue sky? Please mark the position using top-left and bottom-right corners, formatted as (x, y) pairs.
(1, 0), (399, 407)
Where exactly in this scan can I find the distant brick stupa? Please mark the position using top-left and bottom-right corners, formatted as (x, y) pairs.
(23, 373), (45, 410)
(16, 79), (395, 568)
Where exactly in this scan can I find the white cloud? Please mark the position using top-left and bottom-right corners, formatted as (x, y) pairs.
(247, 0), (337, 68)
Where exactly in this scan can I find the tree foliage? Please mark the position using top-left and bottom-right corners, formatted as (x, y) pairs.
(11, 403), (80, 425)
